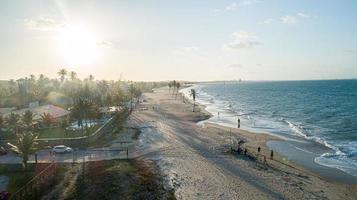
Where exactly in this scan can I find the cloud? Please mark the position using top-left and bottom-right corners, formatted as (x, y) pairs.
(297, 12), (310, 19)
(261, 18), (274, 25)
(224, 31), (261, 49)
(281, 15), (299, 24)
(227, 64), (244, 68)
(214, 0), (260, 13)
(24, 17), (65, 31)
(281, 12), (311, 24)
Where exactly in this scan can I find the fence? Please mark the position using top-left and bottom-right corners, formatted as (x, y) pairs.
(36, 117), (114, 147)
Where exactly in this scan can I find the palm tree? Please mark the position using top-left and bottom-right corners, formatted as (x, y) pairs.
(175, 82), (181, 99)
(41, 113), (55, 128)
(88, 103), (101, 126)
(113, 87), (128, 107)
(189, 89), (196, 112)
(29, 74), (36, 82)
(6, 113), (20, 131)
(38, 74), (47, 91)
(168, 82), (172, 93)
(70, 71), (77, 81)
(0, 115), (4, 130)
(22, 110), (35, 128)
(71, 98), (91, 131)
(128, 84), (136, 112)
(58, 68), (67, 82)
(10, 130), (38, 169)
(89, 74), (94, 81)
(172, 80), (177, 94)
(39, 74), (45, 81)
(60, 117), (70, 129)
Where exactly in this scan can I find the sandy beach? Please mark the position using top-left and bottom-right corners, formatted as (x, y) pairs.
(129, 87), (357, 200)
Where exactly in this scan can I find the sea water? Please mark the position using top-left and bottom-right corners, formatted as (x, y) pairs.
(181, 80), (357, 177)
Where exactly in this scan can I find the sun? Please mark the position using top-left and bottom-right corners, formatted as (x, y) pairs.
(58, 26), (98, 66)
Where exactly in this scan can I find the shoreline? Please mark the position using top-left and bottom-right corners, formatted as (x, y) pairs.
(133, 87), (357, 199)
(180, 85), (357, 184)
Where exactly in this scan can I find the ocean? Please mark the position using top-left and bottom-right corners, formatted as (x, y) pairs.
(181, 80), (357, 178)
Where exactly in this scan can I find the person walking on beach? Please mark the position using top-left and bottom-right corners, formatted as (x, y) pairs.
(238, 118), (241, 128)
(270, 150), (274, 160)
(258, 146), (261, 153)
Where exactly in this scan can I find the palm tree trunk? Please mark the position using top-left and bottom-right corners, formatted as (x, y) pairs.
(22, 154), (28, 169)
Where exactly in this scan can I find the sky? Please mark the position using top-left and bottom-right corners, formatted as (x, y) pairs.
(0, 0), (357, 81)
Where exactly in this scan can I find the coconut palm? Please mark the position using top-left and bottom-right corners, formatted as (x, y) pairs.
(5, 113), (20, 131)
(88, 103), (101, 125)
(0, 115), (4, 129)
(189, 89), (196, 112)
(58, 68), (67, 82)
(10, 130), (38, 169)
(60, 117), (70, 129)
(29, 74), (36, 82)
(39, 74), (45, 81)
(41, 113), (55, 128)
(113, 87), (128, 107)
(70, 71), (77, 81)
(89, 74), (95, 81)
(71, 98), (91, 131)
(175, 82), (181, 99)
(172, 80), (177, 94)
(168, 82), (172, 93)
(128, 84), (136, 112)
(22, 110), (35, 128)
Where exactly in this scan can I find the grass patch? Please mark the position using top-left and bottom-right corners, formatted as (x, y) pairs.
(38, 125), (101, 139)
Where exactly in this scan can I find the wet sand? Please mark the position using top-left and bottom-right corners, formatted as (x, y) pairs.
(130, 87), (357, 200)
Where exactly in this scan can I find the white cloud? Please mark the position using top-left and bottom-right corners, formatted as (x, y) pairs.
(224, 31), (261, 49)
(261, 18), (274, 25)
(24, 17), (65, 31)
(281, 15), (299, 24)
(297, 12), (310, 19)
(281, 12), (311, 24)
(215, 0), (260, 13)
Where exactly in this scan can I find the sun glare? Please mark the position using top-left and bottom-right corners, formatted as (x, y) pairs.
(58, 26), (98, 67)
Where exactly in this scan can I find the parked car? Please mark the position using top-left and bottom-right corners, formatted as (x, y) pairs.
(0, 146), (7, 155)
(52, 145), (73, 153)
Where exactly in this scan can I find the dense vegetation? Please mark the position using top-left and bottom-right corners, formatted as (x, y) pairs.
(0, 69), (167, 169)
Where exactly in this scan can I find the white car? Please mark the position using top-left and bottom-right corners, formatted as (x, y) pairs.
(52, 145), (73, 153)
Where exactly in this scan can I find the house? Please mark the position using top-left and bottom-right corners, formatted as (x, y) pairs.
(1, 104), (70, 122)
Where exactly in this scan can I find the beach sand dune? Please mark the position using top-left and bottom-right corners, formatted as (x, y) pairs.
(130, 87), (357, 200)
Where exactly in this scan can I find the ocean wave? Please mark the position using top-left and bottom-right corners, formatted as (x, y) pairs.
(182, 83), (357, 177)
(315, 153), (357, 177)
(283, 119), (307, 138)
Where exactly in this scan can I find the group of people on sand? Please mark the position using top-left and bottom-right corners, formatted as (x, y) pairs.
(233, 142), (274, 165)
